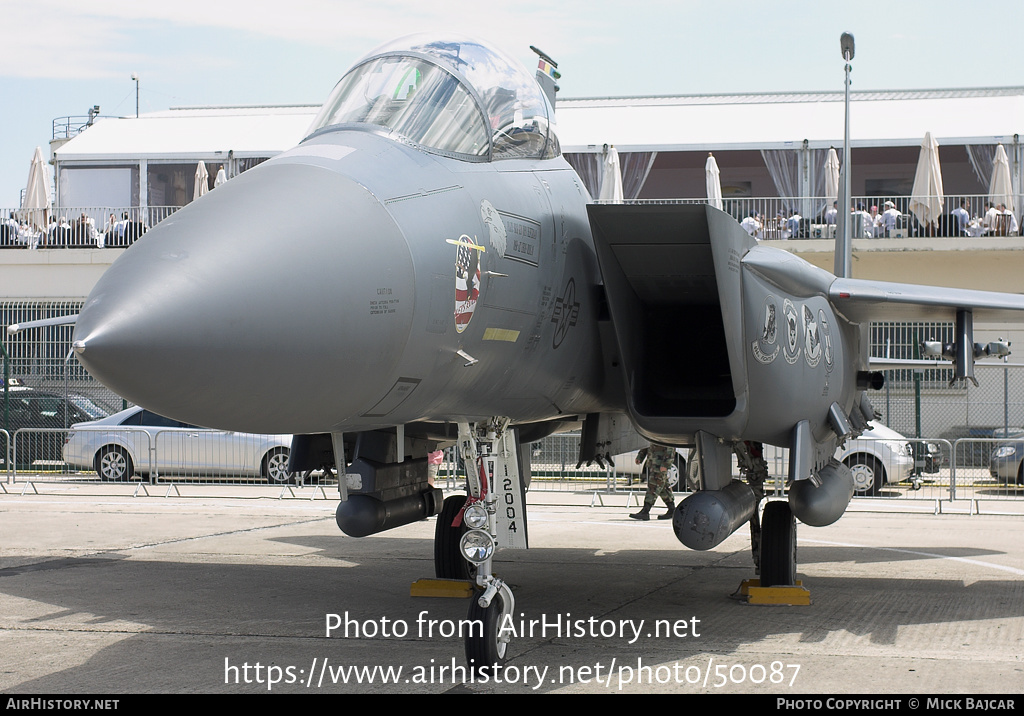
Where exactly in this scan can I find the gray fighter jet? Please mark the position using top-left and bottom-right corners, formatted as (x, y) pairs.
(65, 35), (1024, 670)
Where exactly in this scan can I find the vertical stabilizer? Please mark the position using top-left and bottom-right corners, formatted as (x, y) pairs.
(530, 46), (560, 109)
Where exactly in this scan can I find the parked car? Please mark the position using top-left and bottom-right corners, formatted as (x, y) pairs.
(838, 422), (917, 496)
(988, 427), (1024, 485)
(62, 406), (295, 483)
(1, 386), (110, 468)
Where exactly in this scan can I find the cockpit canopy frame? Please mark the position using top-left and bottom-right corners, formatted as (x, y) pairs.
(306, 35), (560, 162)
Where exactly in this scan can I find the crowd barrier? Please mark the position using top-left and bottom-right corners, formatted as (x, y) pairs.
(1, 429), (8, 481)
(6, 427), (313, 487)
(4, 430), (1022, 511)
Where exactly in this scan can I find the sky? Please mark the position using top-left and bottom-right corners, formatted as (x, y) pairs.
(2, 0), (1023, 206)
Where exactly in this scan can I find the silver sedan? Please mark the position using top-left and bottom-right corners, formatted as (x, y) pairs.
(62, 406), (295, 483)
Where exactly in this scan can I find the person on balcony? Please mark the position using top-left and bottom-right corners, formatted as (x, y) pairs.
(951, 200), (970, 236)
(786, 210), (802, 239)
(982, 202), (1001, 234)
(2, 213), (21, 247)
(740, 211), (762, 238)
(825, 201), (838, 225)
(998, 204), (1018, 236)
(881, 201), (901, 237)
(869, 205), (882, 237)
(852, 203), (873, 238)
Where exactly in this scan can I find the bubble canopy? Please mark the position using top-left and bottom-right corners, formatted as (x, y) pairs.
(307, 36), (560, 161)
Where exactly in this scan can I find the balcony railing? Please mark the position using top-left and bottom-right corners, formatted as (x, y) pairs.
(0, 206), (183, 249)
(1, 193), (1019, 250)
(628, 194), (1020, 239)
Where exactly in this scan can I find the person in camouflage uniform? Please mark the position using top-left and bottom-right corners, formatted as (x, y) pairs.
(630, 442), (677, 521)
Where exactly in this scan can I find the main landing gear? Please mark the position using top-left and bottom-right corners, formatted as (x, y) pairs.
(736, 441), (798, 590)
(433, 418), (525, 674)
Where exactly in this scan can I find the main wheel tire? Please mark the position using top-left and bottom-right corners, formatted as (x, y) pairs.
(844, 455), (884, 496)
(465, 591), (508, 674)
(262, 448), (293, 484)
(760, 501), (796, 587)
(434, 494), (472, 580)
(96, 446), (133, 482)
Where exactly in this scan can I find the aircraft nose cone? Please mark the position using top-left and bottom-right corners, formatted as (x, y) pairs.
(74, 160), (414, 433)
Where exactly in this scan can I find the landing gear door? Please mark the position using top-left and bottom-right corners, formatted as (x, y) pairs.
(492, 429), (528, 550)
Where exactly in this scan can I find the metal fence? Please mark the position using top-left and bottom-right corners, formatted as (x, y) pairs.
(526, 433), (1023, 511)
(7, 426), (333, 487)
(4, 426), (1022, 514)
(4, 193), (1017, 251)
(1, 301), (127, 431)
(1, 206), (182, 249)
(629, 193), (1018, 238)
(875, 364), (1024, 451)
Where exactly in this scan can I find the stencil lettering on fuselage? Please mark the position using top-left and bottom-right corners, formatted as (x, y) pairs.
(498, 211), (541, 267)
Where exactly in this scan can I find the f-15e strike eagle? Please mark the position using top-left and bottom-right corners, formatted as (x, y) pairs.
(61, 35), (1024, 670)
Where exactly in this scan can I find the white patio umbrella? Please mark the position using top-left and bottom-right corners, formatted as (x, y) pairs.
(989, 144), (1015, 216)
(213, 166), (228, 188)
(21, 146), (50, 231)
(598, 146), (624, 203)
(705, 153), (723, 210)
(824, 148), (840, 206)
(908, 132), (944, 229)
(193, 161), (210, 200)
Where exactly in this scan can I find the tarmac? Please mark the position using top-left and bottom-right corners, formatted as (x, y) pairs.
(0, 483), (1022, 695)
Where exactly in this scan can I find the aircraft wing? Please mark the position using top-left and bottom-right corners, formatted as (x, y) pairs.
(828, 277), (1024, 324)
(742, 245), (1024, 324)
(869, 357), (1024, 370)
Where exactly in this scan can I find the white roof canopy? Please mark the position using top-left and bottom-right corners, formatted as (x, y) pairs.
(556, 88), (1024, 153)
(53, 88), (1024, 164)
(55, 106), (319, 162)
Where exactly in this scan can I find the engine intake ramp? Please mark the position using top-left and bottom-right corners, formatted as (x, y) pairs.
(588, 203), (751, 441)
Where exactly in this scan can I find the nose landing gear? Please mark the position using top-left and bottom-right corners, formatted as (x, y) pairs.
(432, 418), (527, 675)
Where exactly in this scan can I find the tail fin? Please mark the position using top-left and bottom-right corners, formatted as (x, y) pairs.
(530, 46), (560, 109)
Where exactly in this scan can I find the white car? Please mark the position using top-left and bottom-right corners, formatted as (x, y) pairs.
(62, 406), (295, 483)
(837, 422), (916, 495)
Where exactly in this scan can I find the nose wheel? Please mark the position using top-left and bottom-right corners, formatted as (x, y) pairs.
(465, 581), (515, 674)
(434, 494), (474, 581)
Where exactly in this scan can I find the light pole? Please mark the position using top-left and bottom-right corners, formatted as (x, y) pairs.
(131, 73), (139, 118)
(835, 32), (855, 278)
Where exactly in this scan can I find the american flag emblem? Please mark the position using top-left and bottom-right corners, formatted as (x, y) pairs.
(455, 237), (481, 334)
